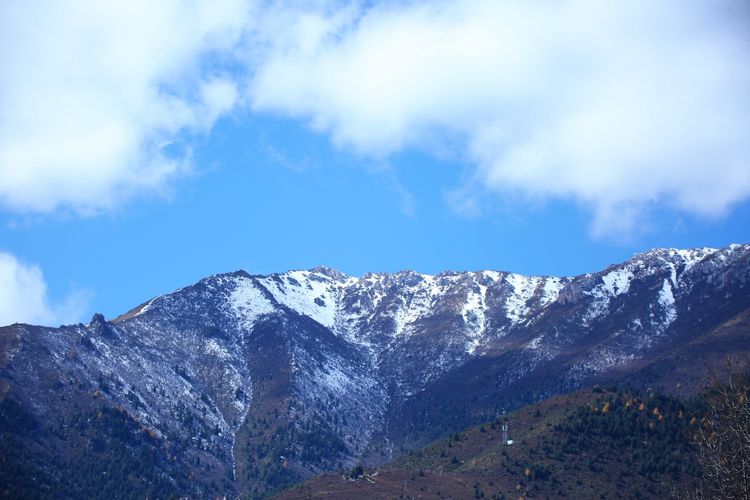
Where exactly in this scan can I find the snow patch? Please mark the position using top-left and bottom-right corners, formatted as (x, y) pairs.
(204, 338), (230, 359)
(600, 268), (634, 296)
(579, 348), (637, 372)
(527, 335), (544, 350)
(258, 271), (339, 328)
(672, 247), (716, 270)
(584, 267), (635, 323)
(134, 295), (160, 317)
(391, 274), (445, 336)
(540, 277), (564, 307)
(463, 279), (488, 353)
(482, 270), (503, 282)
(504, 274), (539, 324)
(657, 279), (677, 326)
(228, 277), (275, 330)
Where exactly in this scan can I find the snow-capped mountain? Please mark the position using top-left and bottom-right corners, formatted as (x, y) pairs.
(1, 244), (749, 497)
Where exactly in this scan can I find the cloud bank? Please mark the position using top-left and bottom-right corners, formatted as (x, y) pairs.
(1, 0), (748, 235)
(248, 0), (750, 236)
(0, 252), (91, 326)
(0, 0), (247, 213)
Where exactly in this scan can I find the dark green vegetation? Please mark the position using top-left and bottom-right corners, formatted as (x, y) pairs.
(278, 386), (703, 499)
(0, 390), (178, 499)
(233, 320), (352, 499)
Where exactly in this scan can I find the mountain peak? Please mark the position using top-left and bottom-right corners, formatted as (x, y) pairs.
(308, 265), (349, 281)
(627, 243), (748, 269)
(89, 312), (106, 326)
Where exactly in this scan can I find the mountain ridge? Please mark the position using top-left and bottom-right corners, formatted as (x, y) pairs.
(109, 243), (736, 328)
(1, 243), (748, 498)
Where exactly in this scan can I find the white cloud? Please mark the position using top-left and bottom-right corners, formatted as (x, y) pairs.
(2, 0), (748, 236)
(0, 0), (249, 213)
(0, 252), (92, 326)
(247, 0), (750, 236)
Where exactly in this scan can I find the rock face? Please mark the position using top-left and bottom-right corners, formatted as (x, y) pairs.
(1, 245), (749, 497)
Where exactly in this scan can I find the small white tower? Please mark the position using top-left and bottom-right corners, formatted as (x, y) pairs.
(502, 421), (513, 445)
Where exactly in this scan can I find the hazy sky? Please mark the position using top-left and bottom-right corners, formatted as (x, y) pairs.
(1, 0), (749, 325)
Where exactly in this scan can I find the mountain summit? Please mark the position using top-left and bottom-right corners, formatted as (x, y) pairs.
(1, 244), (749, 497)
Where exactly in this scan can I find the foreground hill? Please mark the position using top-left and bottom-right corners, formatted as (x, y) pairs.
(0, 244), (748, 497)
(279, 386), (701, 499)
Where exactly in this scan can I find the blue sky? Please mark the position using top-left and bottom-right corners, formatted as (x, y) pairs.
(1, 0), (749, 325)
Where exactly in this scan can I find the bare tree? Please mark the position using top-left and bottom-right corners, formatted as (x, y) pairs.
(691, 359), (750, 499)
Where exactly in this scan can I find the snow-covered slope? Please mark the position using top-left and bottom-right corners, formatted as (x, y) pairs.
(1, 244), (749, 497)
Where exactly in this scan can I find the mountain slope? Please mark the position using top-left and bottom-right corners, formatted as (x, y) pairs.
(1, 244), (748, 497)
(278, 386), (701, 499)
